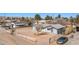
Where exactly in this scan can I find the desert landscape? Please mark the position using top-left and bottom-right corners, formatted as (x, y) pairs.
(0, 13), (79, 45)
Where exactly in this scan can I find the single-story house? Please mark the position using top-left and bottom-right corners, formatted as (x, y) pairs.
(14, 22), (29, 27)
(38, 20), (46, 24)
(42, 24), (65, 34)
(33, 24), (65, 34)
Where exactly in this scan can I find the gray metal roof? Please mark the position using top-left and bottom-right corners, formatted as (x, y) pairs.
(51, 24), (65, 29)
(42, 24), (65, 29)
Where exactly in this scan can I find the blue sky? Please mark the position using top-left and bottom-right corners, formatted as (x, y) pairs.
(0, 13), (79, 18)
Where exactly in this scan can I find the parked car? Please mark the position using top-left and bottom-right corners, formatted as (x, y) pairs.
(56, 37), (68, 44)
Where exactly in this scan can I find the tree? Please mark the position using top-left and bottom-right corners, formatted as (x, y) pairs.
(70, 16), (74, 23)
(45, 15), (53, 20)
(58, 14), (61, 18)
(64, 17), (69, 21)
(21, 17), (25, 20)
(34, 14), (41, 24)
(35, 14), (41, 20)
(25, 17), (29, 22)
(6, 17), (11, 20)
(76, 15), (79, 23)
(50, 16), (53, 20)
(20, 17), (26, 22)
(45, 15), (50, 20)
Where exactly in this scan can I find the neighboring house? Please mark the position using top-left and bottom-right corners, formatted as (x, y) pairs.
(5, 20), (11, 23)
(34, 20), (46, 25)
(2, 22), (29, 29)
(46, 20), (53, 24)
(1, 22), (11, 29)
(14, 22), (29, 27)
(38, 20), (46, 24)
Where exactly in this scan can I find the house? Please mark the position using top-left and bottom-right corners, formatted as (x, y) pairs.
(33, 23), (65, 34)
(14, 22), (29, 27)
(1, 22), (12, 29)
(38, 20), (46, 24)
(34, 20), (46, 24)
(42, 24), (65, 34)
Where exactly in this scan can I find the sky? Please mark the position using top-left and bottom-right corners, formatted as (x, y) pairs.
(0, 13), (79, 18)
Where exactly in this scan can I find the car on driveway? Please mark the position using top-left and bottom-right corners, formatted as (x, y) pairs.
(56, 37), (68, 44)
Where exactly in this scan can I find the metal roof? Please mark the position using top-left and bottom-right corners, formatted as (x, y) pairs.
(51, 24), (65, 29)
(42, 24), (65, 29)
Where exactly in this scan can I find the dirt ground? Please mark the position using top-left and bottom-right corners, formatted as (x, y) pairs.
(0, 28), (35, 45)
(65, 32), (79, 45)
(0, 27), (59, 45)
(1, 26), (79, 45)
(16, 27), (60, 45)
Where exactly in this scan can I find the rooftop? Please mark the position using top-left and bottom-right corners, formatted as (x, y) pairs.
(51, 24), (65, 29)
(42, 24), (65, 29)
